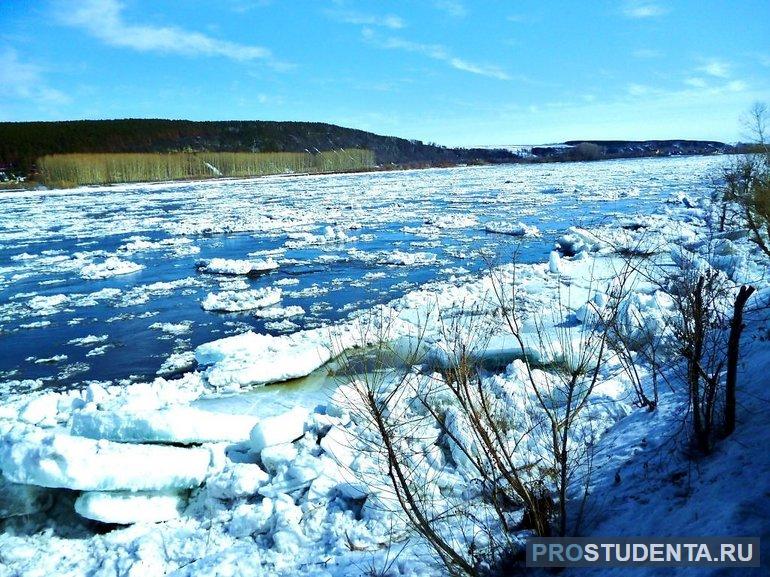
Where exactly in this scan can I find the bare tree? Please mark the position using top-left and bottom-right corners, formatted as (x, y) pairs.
(730, 103), (770, 257)
(724, 284), (756, 436)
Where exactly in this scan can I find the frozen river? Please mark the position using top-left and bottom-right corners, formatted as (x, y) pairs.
(0, 155), (727, 393)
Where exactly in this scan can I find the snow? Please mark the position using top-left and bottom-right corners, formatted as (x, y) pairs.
(562, 320), (770, 576)
(25, 293), (69, 315)
(549, 249), (562, 273)
(556, 226), (607, 256)
(149, 321), (193, 335)
(119, 236), (199, 256)
(319, 425), (357, 467)
(226, 500), (275, 538)
(378, 249), (437, 266)
(157, 351), (197, 376)
(205, 463), (270, 500)
(284, 225), (354, 248)
(86, 344), (112, 357)
(19, 394), (60, 425)
(33, 354), (67, 364)
(18, 320), (51, 329)
(200, 287), (281, 312)
(252, 304), (304, 319)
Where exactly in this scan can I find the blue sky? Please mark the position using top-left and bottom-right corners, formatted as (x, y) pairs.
(1, 0), (769, 145)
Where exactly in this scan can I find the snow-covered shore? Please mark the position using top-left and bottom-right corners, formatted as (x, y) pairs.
(2, 166), (769, 576)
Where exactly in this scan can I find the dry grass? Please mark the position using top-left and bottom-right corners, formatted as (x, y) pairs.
(37, 149), (375, 188)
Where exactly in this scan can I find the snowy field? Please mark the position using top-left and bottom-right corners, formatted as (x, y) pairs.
(2, 155), (769, 577)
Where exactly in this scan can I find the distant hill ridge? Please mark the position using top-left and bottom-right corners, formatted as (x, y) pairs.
(0, 119), (517, 176)
(0, 119), (735, 178)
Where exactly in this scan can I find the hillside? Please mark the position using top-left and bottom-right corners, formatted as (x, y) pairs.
(0, 119), (518, 177)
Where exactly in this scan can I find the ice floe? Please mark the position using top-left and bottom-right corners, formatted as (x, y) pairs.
(197, 257), (279, 276)
(80, 256), (144, 279)
(74, 490), (187, 524)
(484, 220), (541, 237)
(71, 406), (260, 444)
(201, 287), (281, 312)
(0, 429), (211, 491)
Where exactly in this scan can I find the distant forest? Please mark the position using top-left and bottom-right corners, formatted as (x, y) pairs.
(0, 119), (518, 177)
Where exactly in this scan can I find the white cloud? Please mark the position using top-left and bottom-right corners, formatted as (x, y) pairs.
(682, 70), (747, 93)
(726, 80), (748, 92)
(332, 11), (405, 29)
(684, 77), (708, 88)
(55, 0), (285, 67)
(362, 29), (509, 80)
(622, 1), (668, 19)
(627, 83), (656, 96)
(433, 0), (467, 18)
(698, 59), (731, 78)
(0, 48), (71, 107)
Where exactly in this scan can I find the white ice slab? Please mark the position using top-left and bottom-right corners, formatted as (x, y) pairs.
(195, 329), (333, 389)
(74, 490), (186, 524)
(250, 407), (309, 451)
(80, 256), (143, 279)
(201, 288), (281, 312)
(71, 406), (260, 444)
(198, 257), (278, 276)
(0, 429), (210, 491)
(485, 221), (540, 237)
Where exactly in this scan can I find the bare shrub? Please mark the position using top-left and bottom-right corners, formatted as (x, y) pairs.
(330, 256), (642, 575)
(655, 237), (756, 452)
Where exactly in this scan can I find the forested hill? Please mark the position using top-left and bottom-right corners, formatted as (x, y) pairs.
(0, 119), (517, 176)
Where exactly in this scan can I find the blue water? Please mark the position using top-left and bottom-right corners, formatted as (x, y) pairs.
(0, 156), (727, 391)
